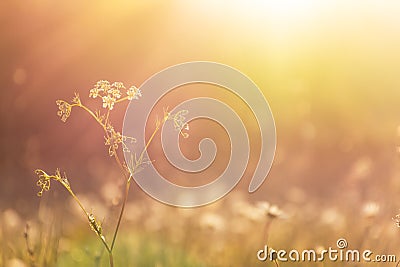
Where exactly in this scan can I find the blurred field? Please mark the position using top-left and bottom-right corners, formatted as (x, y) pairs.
(1, 1), (400, 266)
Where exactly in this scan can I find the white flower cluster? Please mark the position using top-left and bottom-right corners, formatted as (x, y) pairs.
(89, 80), (141, 110)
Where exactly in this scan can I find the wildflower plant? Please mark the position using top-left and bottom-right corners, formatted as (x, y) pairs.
(35, 80), (188, 267)
(256, 201), (286, 267)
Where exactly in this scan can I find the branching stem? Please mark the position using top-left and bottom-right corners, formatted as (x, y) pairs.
(37, 84), (187, 267)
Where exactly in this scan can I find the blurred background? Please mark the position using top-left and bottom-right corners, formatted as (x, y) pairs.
(1, 0), (400, 266)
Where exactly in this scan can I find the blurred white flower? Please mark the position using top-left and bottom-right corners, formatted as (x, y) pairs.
(362, 202), (380, 218)
(268, 205), (285, 219)
(347, 157), (372, 181)
(200, 212), (225, 231)
(321, 208), (345, 228)
(2, 209), (22, 230)
(6, 258), (27, 267)
(235, 201), (264, 222)
(256, 201), (271, 213)
(256, 201), (287, 219)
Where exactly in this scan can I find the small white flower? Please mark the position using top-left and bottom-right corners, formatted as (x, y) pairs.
(89, 88), (100, 98)
(102, 95), (116, 110)
(96, 80), (111, 90)
(90, 80), (110, 98)
(268, 205), (284, 219)
(362, 201), (380, 218)
(256, 201), (286, 219)
(127, 86), (142, 100)
(109, 82), (124, 99)
(256, 201), (271, 213)
(199, 213), (225, 231)
(111, 82), (125, 90)
(108, 88), (121, 99)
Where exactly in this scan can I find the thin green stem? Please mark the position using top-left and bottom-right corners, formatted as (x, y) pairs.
(64, 186), (87, 217)
(111, 177), (131, 250)
(110, 116), (166, 251)
(59, 179), (113, 265)
(109, 252), (114, 267)
(72, 103), (106, 129)
(115, 96), (129, 104)
(137, 115), (167, 165)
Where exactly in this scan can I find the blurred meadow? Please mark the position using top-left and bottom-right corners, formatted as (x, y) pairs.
(1, 0), (400, 266)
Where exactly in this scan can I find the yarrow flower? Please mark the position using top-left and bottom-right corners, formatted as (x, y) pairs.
(127, 86), (142, 100)
(105, 125), (123, 156)
(108, 82), (124, 99)
(36, 78), (183, 267)
(166, 110), (190, 138)
(89, 80), (141, 111)
(121, 135), (136, 153)
(35, 170), (51, 197)
(102, 95), (116, 110)
(109, 89), (121, 100)
(111, 82), (125, 91)
(56, 100), (72, 122)
(90, 80), (110, 98)
(72, 92), (81, 105)
(35, 169), (69, 196)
